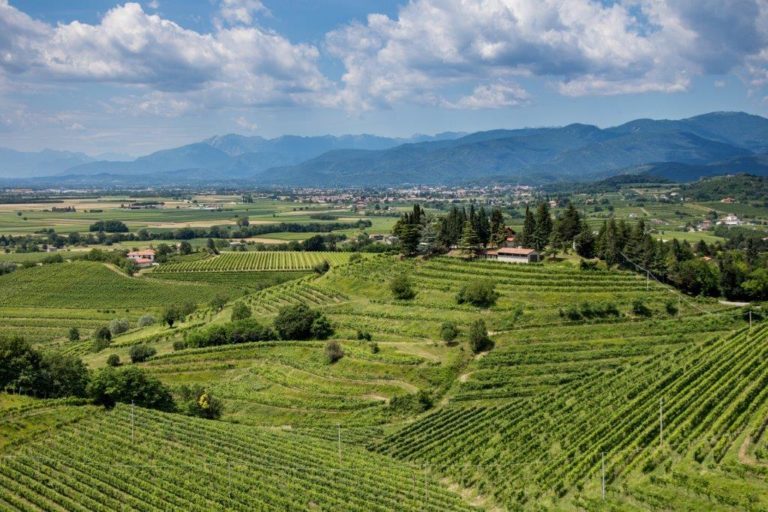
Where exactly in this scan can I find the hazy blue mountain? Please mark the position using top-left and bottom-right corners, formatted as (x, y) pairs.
(621, 154), (768, 182)
(0, 148), (94, 178)
(4, 112), (767, 185)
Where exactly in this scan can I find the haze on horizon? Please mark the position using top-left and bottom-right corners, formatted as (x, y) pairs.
(0, 0), (767, 157)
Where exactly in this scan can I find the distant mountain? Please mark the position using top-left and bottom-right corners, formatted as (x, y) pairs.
(3, 112), (767, 186)
(0, 148), (94, 178)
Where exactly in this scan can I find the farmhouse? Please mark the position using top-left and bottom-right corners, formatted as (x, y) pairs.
(127, 249), (156, 268)
(485, 247), (540, 264)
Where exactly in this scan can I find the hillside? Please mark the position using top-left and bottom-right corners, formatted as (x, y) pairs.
(3, 252), (768, 510)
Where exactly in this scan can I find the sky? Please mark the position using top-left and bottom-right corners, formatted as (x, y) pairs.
(0, 0), (767, 157)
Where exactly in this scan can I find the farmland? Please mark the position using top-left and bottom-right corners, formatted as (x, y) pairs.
(153, 251), (356, 273)
(2, 210), (767, 509)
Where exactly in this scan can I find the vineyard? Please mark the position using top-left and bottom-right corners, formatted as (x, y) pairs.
(0, 404), (472, 512)
(2, 252), (767, 510)
(154, 251), (356, 273)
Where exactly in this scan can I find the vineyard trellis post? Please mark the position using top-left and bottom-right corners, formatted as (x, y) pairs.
(601, 452), (605, 500)
(659, 398), (664, 447)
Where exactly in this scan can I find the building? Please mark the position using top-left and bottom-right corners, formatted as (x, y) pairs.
(717, 214), (741, 226)
(720, 197), (735, 204)
(127, 249), (156, 268)
(484, 247), (540, 264)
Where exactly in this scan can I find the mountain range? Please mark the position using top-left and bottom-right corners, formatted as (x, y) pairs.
(2, 112), (768, 187)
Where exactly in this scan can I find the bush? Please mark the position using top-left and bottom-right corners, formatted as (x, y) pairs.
(129, 344), (157, 363)
(356, 329), (372, 341)
(88, 366), (174, 411)
(579, 259), (599, 271)
(173, 340), (187, 351)
(185, 319), (277, 349)
(137, 314), (156, 328)
(632, 299), (653, 317)
(325, 340), (344, 364)
(179, 385), (223, 420)
(162, 305), (182, 328)
(231, 302), (252, 321)
(92, 326), (112, 352)
(209, 295), (228, 312)
(274, 304), (334, 340)
(457, 281), (499, 308)
(390, 274), (416, 300)
(468, 319), (494, 353)
(370, 342), (380, 354)
(440, 322), (459, 342)
(389, 390), (433, 414)
(109, 318), (131, 336)
(313, 260), (330, 274)
(665, 300), (679, 316)
(68, 327), (80, 342)
(349, 253), (363, 263)
(106, 354), (121, 367)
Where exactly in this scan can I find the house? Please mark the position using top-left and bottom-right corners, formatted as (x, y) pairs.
(127, 249), (156, 268)
(720, 197), (735, 204)
(485, 247), (540, 264)
(717, 214), (741, 226)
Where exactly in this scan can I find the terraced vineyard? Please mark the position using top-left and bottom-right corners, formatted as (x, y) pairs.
(154, 251), (355, 272)
(0, 404), (472, 511)
(377, 321), (768, 509)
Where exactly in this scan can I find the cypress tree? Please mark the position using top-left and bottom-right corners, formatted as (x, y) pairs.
(521, 206), (536, 248)
(532, 202), (553, 251)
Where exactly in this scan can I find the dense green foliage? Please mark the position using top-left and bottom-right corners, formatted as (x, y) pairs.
(88, 366), (174, 411)
(273, 304), (334, 340)
(183, 319), (277, 349)
(456, 280), (498, 308)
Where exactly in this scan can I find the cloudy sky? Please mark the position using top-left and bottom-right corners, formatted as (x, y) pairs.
(1, 0), (767, 156)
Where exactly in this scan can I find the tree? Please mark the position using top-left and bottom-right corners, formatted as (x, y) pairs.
(68, 327), (80, 342)
(574, 223), (596, 259)
(440, 322), (459, 343)
(532, 202), (553, 251)
(520, 206), (536, 248)
(456, 281), (499, 308)
(0, 337), (89, 398)
(324, 340), (344, 364)
(178, 241), (193, 255)
(88, 366), (175, 411)
(390, 274), (416, 300)
(468, 320), (494, 353)
(206, 238), (219, 255)
(743, 268), (768, 301)
(274, 304), (333, 340)
(137, 314), (156, 327)
(231, 302), (252, 321)
(106, 354), (121, 367)
(476, 206), (491, 246)
(162, 305), (182, 328)
(558, 203), (582, 243)
(313, 260), (330, 274)
(303, 235), (327, 252)
(93, 326), (112, 351)
(489, 208), (506, 246)
(459, 220), (481, 258)
(109, 318), (131, 336)
(129, 344), (157, 363)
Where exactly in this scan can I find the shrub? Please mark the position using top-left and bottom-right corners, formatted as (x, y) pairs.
(129, 344), (157, 363)
(274, 304), (333, 340)
(137, 314), (156, 328)
(209, 295), (228, 312)
(579, 259), (599, 271)
(162, 305), (182, 328)
(231, 302), (252, 321)
(356, 329), (372, 341)
(389, 390), (433, 414)
(172, 340), (187, 351)
(390, 274), (416, 300)
(468, 319), (494, 353)
(349, 253), (363, 263)
(92, 326), (112, 352)
(109, 318), (131, 336)
(68, 327), (80, 342)
(179, 385), (223, 420)
(457, 281), (499, 308)
(665, 300), (679, 316)
(632, 299), (653, 317)
(106, 354), (121, 367)
(325, 340), (344, 364)
(313, 260), (331, 274)
(370, 342), (380, 354)
(185, 319), (276, 349)
(440, 322), (459, 342)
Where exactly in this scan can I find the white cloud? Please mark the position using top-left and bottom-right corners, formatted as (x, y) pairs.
(0, 2), (329, 112)
(217, 0), (268, 27)
(449, 82), (530, 109)
(326, 0), (768, 109)
(235, 116), (258, 131)
(147, 0), (160, 10)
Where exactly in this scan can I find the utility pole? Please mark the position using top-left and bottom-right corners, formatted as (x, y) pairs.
(601, 452), (605, 500)
(659, 398), (664, 447)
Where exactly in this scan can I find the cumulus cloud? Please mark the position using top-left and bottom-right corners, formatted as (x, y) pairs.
(449, 82), (531, 109)
(0, 1), (329, 112)
(217, 0), (268, 27)
(326, 0), (768, 109)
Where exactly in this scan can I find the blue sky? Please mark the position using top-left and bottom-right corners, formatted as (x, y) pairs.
(0, 0), (766, 156)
